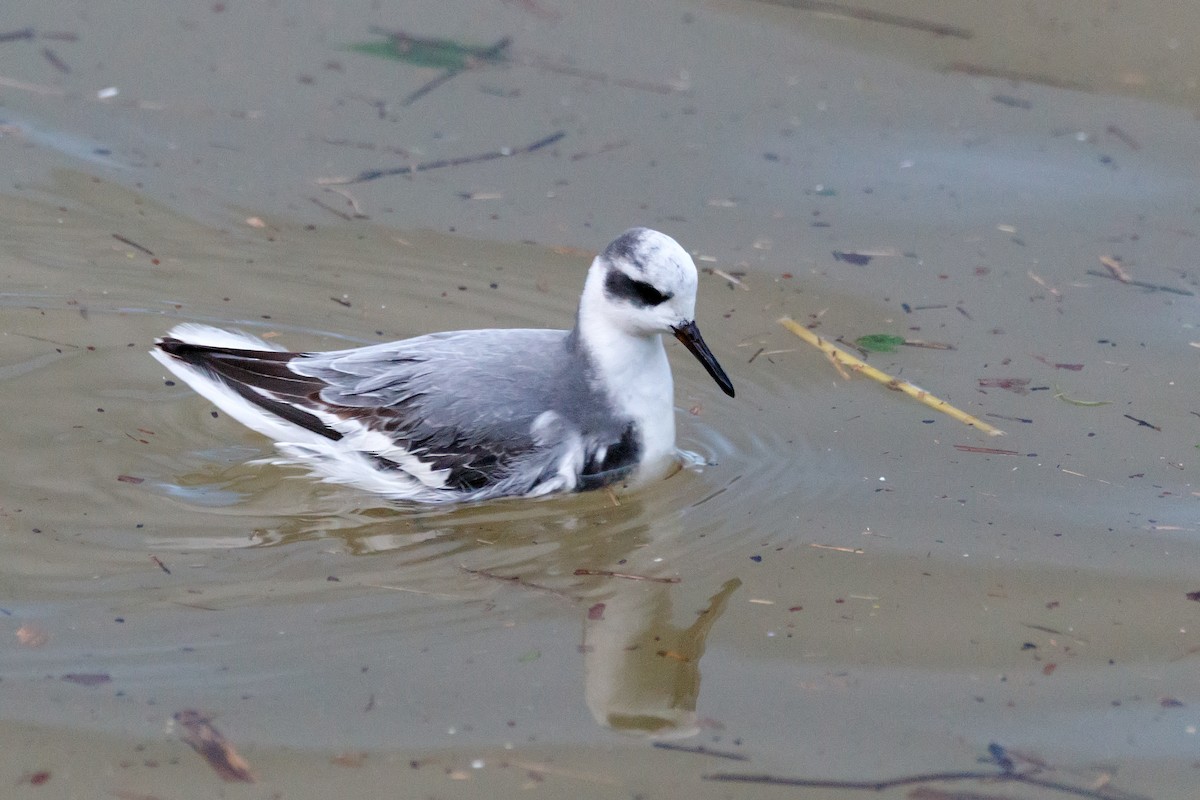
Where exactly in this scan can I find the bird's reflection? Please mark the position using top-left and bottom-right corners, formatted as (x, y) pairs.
(263, 486), (741, 738)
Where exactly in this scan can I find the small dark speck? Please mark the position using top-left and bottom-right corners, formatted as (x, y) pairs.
(96, 408), (105, 412)
(327, 575), (340, 582)
(115, 617), (125, 623)
(164, 379), (176, 386)
(991, 94), (1032, 109)
(489, 282), (499, 289)
(210, 411), (219, 418)
(762, 152), (779, 162)
(832, 251), (872, 266)
(457, 285), (468, 291)
(749, 555), (762, 563)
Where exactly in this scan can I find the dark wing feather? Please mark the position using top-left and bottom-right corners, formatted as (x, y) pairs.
(157, 337), (341, 441)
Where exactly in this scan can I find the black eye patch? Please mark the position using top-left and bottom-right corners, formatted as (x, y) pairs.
(604, 270), (672, 307)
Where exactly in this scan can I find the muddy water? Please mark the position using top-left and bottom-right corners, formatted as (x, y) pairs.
(2, 2), (1200, 799)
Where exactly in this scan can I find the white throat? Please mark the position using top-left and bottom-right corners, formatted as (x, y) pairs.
(576, 307), (677, 475)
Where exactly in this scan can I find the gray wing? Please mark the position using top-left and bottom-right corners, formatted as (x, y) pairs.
(157, 327), (636, 496)
(292, 329), (624, 492)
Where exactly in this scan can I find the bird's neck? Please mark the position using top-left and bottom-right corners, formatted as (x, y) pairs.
(573, 308), (676, 467)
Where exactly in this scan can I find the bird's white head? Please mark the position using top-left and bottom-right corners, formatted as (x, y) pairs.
(579, 228), (734, 397)
(582, 228), (699, 336)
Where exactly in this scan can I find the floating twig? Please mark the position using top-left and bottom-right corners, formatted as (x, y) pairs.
(779, 317), (1005, 436)
(112, 233), (154, 256)
(517, 52), (689, 94)
(1105, 124), (1141, 151)
(705, 764), (1147, 800)
(943, 62), (1090, 92)
(901, 339), (955, 350)
(459, 565), (575, 598)
(1123, 413), (1160, 432)
(573, 568), (680, 584)
(769, 1), (972, 38)
(1085, 269), (1194, 296)
(652, 742), (749, 761)
(985, 412), (1032, 424)
(708, 268), (749, 289)
(809, 543), (862, 554)
(309, 195), (360, 221)
(403, 36), (512, 106)
(150, 554), (171, 574)
(954, 445), (1020, 455)
(1098, 255), (1131, 283)
(318, 130), (564, 186)
(173, 710), (255, 783)
(41, 47), (69, 73)
(0, 28), (34, 43)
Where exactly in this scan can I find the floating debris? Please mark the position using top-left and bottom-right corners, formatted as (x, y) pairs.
(112, 233), (154, 257)
(1086, 268), (1193, 296)
(954, 445), (1020, 455)
(319, 130), (564, 186)
(1056, 388), (1108, 407)
(1123, 413), (1160, 431)
(653, 742), (749, 761)
(854, 334), (905, 353)
(992, 94), (1032, 109)
(573, 568), (680, 584)
(1098, 255), (1131, 283)
(780, 317), (1004, 436)
(62, 673), (111, 687)
(979, 377), (1030, 395)
(832, 250), (871, 265)
(173, 710), (255, 783)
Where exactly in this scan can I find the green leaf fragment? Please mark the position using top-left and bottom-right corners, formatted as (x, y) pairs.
(346, 34), (509, 70)
(1052, 387), (1110, 406)
(854, 334), (906, 353)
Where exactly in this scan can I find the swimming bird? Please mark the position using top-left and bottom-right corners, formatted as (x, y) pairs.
(152, 228), (734, 503)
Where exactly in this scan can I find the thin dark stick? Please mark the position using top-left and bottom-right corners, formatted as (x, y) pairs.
(324, 130), (564, 186)
(1123, 413), (1161, 431)
(309, 196), (358, 221)
(705, 771), (1149, 800)
(400, 36), (511, 106)
(41, 47), (69, 73)
(0, 28), (34, 43)
(1086, 269), (1194, 296)
(112, 233), (155, 256)
(653, 742), (748, 761)
(757, 0), (972, 38)
(400, 68), (461, 107)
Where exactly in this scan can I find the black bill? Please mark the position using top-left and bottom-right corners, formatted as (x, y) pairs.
(672, 320), (735, 398)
